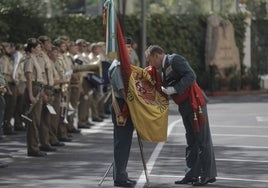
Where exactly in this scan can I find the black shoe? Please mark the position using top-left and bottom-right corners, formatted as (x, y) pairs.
(39, 146), (57, 152)
(51, 142), (65, 147)
(114, 179), (136, 187)
(14, 126), (26, 131)
(92, 117), (103, 122)
(77, 123), (91, 129)
(127, 179), (136, 185)
(193, 177), (216, 186)
(68, 129), (81, 134)
(59, 137), (72, 142)
(174, 176), (198, 184)
(0, 162), (8, 168)
(28, 151), (47, 157)
(86, 122), (94, 126)
(3, 130), (17, 135)
(100, 114), (109, 119)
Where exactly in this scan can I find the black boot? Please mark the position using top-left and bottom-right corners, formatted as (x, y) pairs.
(3, 121), (17, 135)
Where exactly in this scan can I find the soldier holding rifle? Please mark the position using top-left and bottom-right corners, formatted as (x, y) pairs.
(24, 38), (46, 157)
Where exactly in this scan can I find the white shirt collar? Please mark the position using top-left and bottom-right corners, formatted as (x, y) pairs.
(162, 55), (167, 68)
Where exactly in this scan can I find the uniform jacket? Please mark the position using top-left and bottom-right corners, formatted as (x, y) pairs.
(162, 54), (197, 116)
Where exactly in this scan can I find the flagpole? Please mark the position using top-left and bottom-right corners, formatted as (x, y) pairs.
(98, 162), (113, 186)
(137, 132), (150, 187)
(98, 134), (151, 187)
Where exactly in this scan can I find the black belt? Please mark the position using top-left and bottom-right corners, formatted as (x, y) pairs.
(53, 88), (61, 94)
(32, 82), (44, 88)
(8, 82), (16, 86)
(44, 85), (54, 90)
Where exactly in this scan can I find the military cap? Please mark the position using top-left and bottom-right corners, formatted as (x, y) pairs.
(90, 42), (101, 51)
(38, 35), (51, 43)
(58, 35), (70, 42)
(69, 41), (77, 47)
(53, 38), (65, 47)
(27, 38), (40, 45)
(75, 39), (86, 45)
(97, 41), (105, 46)
(25, 38), (40, 52)
(124, 37), (132, 45)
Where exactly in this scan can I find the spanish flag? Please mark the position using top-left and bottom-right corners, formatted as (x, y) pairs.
(104, 0), (169, 142)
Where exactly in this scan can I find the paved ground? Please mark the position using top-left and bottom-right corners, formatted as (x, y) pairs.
(0, 92), (268, 188)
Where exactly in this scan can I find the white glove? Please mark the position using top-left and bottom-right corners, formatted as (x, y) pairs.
(161, 86), (176, 95)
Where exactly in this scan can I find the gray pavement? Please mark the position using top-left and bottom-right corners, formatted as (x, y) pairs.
(0, 92), (268, 188)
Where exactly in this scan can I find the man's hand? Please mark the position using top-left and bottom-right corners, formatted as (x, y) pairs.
(161, 86), (176, 95)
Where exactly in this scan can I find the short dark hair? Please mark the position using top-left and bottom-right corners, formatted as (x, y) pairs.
(25, 38), (40, 52)
(145, 45), (164, 57)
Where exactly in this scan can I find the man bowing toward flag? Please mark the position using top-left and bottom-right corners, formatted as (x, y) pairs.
(145, 45), (217, 186)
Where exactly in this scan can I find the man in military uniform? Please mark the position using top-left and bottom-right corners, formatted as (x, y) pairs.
(75, 39), (94, 128)
(0, 64), (8, 168)
(88, 43), (105, 122)
(65, 41), (82, 134)
(53, 38), (73, 141)
(145, 45), (217, 186)
(24, 38), (46, 157)
(108, 38), (136, 187)
(37, 35), (62, 151)
(57, 36), (78, 134)
(13, 43), (27, 131)
(47, 45), (69, 146)
(0, 42), (17, 135)
(0, 64), (7, 128)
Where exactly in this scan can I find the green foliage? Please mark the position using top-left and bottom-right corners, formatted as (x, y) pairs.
(241, 65), (261, 90)
(46, 15), (105, 42)
(0, 7), (248, 90)
(246, 0), (268, 19)
(225, 13), (247, 74)
(147, 14), (205, 74)
(0, 0), (46, 42)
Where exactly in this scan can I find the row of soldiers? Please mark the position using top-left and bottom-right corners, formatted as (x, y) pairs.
(0, 36), (110, 157)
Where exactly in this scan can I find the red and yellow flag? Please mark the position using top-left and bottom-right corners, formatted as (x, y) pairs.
(104, 0), (169, 142)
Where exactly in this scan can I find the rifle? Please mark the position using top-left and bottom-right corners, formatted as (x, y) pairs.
(21, 86), (44, 122)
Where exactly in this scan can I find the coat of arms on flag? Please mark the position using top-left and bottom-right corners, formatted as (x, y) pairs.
(127, 65), (169, 142)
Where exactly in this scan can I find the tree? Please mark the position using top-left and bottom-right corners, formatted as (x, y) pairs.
(0, 0), (47, 42)
(246, 0), (267, 19)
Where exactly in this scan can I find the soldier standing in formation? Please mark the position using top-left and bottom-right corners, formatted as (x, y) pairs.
(75, 39), (94, 128)
(0, 58), (8, 168)
(0, 42), (17, 135)
(13, 44), (27, 131)
(0, 35), (112, 157)
(53, 38), (73, 141)
(24, 38), (47, 157)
